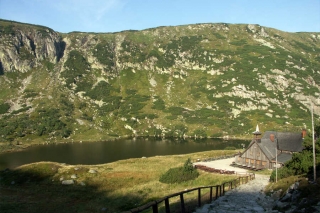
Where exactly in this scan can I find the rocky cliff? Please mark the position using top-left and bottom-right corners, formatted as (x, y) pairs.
(0, 19), (319, 143)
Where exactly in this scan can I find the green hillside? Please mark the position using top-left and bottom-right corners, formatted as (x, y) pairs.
(0, 19), (319, 145)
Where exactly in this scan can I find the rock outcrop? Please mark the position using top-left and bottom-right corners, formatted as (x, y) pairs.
(0, 20), (319, 142)
(0, 22), (65, 72)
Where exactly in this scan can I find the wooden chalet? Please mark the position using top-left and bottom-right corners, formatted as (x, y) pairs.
(235, 125), (305, 170)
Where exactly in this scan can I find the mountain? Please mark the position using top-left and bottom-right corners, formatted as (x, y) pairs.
(0, 19), (319, 144)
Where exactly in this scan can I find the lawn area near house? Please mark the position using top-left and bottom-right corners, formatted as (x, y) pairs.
(0, 150), (239, 213)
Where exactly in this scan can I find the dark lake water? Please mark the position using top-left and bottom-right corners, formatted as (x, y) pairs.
(0, 137), (249, 170)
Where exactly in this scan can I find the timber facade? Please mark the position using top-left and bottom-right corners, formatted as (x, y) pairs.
(235, 130), (304, 170)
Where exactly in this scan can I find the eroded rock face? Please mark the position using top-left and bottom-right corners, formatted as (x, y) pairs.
(0, 28), (65, 72)
(0, 20), (319, 140)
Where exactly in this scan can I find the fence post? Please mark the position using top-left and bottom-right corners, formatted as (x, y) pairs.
(210, 187), (213, 202)
(165, 197), (170, 213)
(198, 188), (201, 207)
(152, 202), (158, 213)
(222, 183), (225, 195)
(180, 194), (185, 213)
(215, 186), (219, 199)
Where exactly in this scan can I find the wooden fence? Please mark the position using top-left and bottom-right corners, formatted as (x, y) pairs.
(122, 173), (255, 213)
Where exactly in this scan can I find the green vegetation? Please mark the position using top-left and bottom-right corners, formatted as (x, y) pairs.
(152, 96), (166, 110)
(18, 46), (35, 60)
(270, 123), (320, 182)
(93, 39), (115, 68)
(118, 93), (150, 119)
(0, 150), (237, 212)
(0, 103), (10, 114)
(159, 158), (199, 183)
(0, 21), (319, 144)
(61, 50), (90, 88)
(0, 107), (72, 143)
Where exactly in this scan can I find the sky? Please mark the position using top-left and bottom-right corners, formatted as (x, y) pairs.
(0, 0), (319, 33)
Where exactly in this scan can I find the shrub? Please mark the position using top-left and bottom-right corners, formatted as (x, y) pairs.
(159, 158), (199, 183)
(93, 40), (115, 68)
(270, 167), (294, 182)
(62, 50), (90, 88)
(193, 129), (207, 138)
(0, 103), (10, 114)
(152, 96), (166, 110)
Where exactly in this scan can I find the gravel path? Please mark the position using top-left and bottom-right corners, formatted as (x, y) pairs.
(193, 158), (248, 174)
(193, 158), (279, 213)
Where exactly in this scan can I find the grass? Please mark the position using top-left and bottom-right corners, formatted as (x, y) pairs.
(0, 150), (239, 213)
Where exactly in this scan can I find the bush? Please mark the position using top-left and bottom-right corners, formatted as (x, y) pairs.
(193, 129), (207, 138)
(159, 158), (199, 183)
(93, 40), (115, 68)
(0, 103), (10, 114)
(62, 50), (90, 88)
(152, 96), (165, 110)
(270, 167), (294, 182)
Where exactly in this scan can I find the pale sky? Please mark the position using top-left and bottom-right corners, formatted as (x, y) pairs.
(0, 0), (319, 33)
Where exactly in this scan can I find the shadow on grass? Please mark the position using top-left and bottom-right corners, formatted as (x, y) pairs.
(0, 162), (145, 213)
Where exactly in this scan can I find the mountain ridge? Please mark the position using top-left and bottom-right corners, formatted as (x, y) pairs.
(0, 19), (319, 144)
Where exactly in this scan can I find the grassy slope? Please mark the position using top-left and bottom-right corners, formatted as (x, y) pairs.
(0, 21), (319, 148)
(0, 150), (239, 213)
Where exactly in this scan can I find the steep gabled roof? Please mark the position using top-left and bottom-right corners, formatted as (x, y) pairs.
(256, 137), (277, 161)
(262, 131), (303, 152)
(273, 153), (293, 164)
(242, 131), (303, 162)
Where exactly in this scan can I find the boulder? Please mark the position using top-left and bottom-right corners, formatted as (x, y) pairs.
(88, 169), (97, 174)
(62, 180), (74, 185)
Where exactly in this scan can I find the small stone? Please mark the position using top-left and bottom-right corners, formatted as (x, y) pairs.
(293, 182), (299, 190)
(252, 206), (264, 211)
(101, 207), (107, 211)
(280, 193), (292, 202)
(74, 167), (79, 171)
(71, 174), (77, 179)
(11, 181), (15, 185)
(276, 201), (289, 209)
(60, 177), (64, 181)
(79, 181), (86, 186)
(88, 169), (97, 174)
(62, 180), (74, 185)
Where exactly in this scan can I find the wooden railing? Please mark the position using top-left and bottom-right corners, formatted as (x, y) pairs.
(122, 173), (255, 213)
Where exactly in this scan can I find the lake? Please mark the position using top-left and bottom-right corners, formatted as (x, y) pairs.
(0, 137), (249, 170)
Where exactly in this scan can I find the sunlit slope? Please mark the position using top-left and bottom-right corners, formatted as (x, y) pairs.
(0, 20), (319, 143)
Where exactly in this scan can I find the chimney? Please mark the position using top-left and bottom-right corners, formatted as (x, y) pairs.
(302, 129), (307, 139)
(270, 134), (275, 142)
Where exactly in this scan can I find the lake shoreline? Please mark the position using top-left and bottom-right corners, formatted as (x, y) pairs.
(0, 135), (251, 154)
(0, 137), (250, 170)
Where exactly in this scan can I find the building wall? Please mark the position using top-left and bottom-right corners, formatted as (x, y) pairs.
(235, 142), (271, 169)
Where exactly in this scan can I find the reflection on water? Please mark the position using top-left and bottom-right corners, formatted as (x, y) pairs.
(0, 137), (249, 170)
